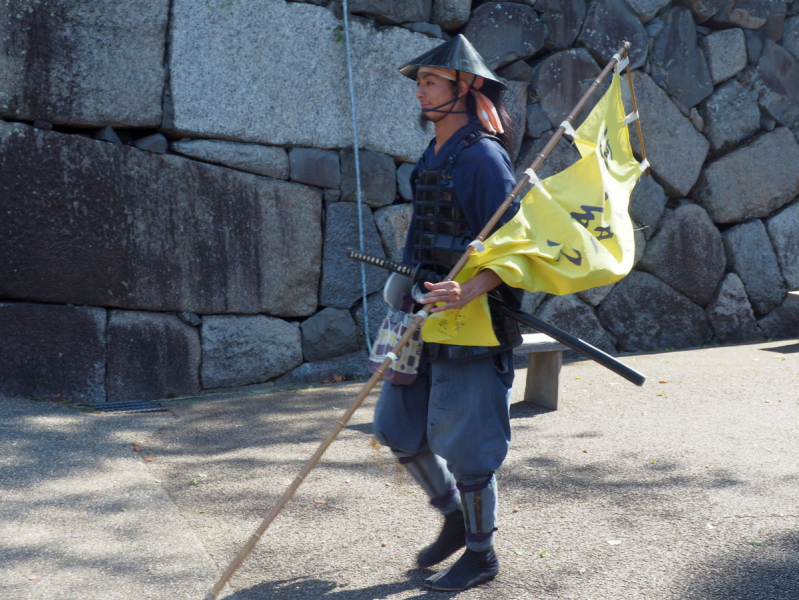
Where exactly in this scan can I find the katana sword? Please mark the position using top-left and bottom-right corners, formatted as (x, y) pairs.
(346, 250), (646, 387)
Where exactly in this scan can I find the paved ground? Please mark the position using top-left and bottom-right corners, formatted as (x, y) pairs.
(2, 340), (798, 600)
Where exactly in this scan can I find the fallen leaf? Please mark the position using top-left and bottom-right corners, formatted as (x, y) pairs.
(27, 574), (38, 581)
(198, 473), (208, 478)
(381, 541), (387, 547)
(750, 540), (763, 546)
(522, 466), (533, 470)
(345, 479), (351, 484)
(650, 460), (657, 464)
(658, 380), (668, 384)
(198, 510), (206, 514)
(322, 380), (331, 385)
(656, 391), (663, 396)
(583, 449), (588, 453)
(607, 540), (622, 546)
(189, 479), (199, 485)
(145, 457), (153, 462)
(315, 499), (328, 504)
(514, 550), (524, 556)
(539, 550), (548, 557)
(132, 445), (141, 452)
(332, 374), (344, 382)
(121, 508), (127, 512)
(512, 506), (520, 513)
(153, 479), (161, 483)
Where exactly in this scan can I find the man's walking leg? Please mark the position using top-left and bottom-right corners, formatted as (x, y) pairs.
(425, 474), (500, 591)
(397, 450), (465, 568)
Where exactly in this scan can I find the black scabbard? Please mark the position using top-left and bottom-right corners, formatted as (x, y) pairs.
(345, 250), (646, 387)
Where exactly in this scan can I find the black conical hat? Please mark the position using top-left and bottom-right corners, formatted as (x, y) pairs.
(398, 34), (506, 90)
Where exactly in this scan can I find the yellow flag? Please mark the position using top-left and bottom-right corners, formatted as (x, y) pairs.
(422, 72), (644, 346)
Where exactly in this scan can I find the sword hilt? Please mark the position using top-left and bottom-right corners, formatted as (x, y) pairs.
(345, 251), (443, 284)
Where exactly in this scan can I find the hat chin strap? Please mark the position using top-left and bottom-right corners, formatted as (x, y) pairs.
(421, 75), (473, 116)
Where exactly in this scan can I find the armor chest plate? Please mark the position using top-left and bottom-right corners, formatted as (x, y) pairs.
(412, 166), (472, 275)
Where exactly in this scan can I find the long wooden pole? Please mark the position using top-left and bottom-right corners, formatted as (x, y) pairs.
(204, 41), (633, 600)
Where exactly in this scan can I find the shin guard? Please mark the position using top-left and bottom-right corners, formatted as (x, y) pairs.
(457, 475), (498, 552)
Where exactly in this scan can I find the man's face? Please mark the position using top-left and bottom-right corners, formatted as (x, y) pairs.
(416, 72), (458, 123)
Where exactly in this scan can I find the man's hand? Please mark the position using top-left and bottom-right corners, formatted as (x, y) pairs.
(419, 269), (502, 314)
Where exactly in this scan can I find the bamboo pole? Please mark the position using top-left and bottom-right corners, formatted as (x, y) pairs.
(625, 60), (649, 177)
(204, 41), (634, 600)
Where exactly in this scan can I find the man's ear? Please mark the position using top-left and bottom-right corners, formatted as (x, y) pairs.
(456, 79), (470, 98)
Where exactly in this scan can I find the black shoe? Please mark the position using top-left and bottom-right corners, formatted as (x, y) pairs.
(416, 509), (466, 569)
(424, 547), (499, 591)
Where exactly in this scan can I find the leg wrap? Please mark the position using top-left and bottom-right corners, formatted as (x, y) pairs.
(397, 450), (460, 515)
(457, 475), (498, 552)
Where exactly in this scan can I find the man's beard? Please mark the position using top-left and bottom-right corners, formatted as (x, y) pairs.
(418, 111), (431, 131)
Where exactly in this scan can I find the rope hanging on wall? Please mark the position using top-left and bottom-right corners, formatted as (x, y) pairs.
(342, 0), (371, 354)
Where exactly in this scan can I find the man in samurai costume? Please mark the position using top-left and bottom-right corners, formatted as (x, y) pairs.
(372, 34), (524, 591)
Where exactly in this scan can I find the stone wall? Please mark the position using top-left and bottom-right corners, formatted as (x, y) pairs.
(1, 0), (798, 403)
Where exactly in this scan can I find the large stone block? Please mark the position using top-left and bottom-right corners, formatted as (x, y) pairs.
(765, 200), (799, 290)
(708, 0), (785, 30)
(340, 149), (397, 207)
(621, 72), (709, 197)
(274, 350), (371, 386)
(649, 7), (713, 109)
(623, 0), (671, 23)
(701, 28), (748, 85)
(757, 295), (799, 340)
(0, 0), (168, 127)
(464, 2), (547, 70)
(692, 128), (799, 223)
(320, 202), (389, 308)
(534, 294), (618, 358)
(578, 0), (648, 71)
(0, 123), (322, 317)
(531, 49), (605, 136)
(503, 80), (528, 162)
(539, 0), (587, 49)
(597, 271), (710, 352)
(722, 219), (787, 315)
(349, 0), (431, 24)
(201, 315), (303, 388)
(352, 291), (388, 350)
(171, 139), (290, 179)
(373, 204), (413, 262)
(753, 40), (799, 127)
(290, 148), (341, 189)
(628, 173), (668, 240)
(431, 0), (471, 30)
(698, 79), (761, 154)
(784, 15), (799, 61)
(106, 311), (201, 402)
(0, 303), (106, 403)
(300, 307), (360, 363)
(637, 203), (726, 307)
(169, 0), (439, 163)
(705, 273), (764, 344)
(672, 0), (727, 23)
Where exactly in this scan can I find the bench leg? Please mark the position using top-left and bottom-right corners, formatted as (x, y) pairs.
(524, 351), (562, 410)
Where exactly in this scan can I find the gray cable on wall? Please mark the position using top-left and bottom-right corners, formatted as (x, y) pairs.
(342, 0), (372, 354)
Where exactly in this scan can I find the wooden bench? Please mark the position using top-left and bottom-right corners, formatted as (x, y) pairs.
(514, 332), (569, 410)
